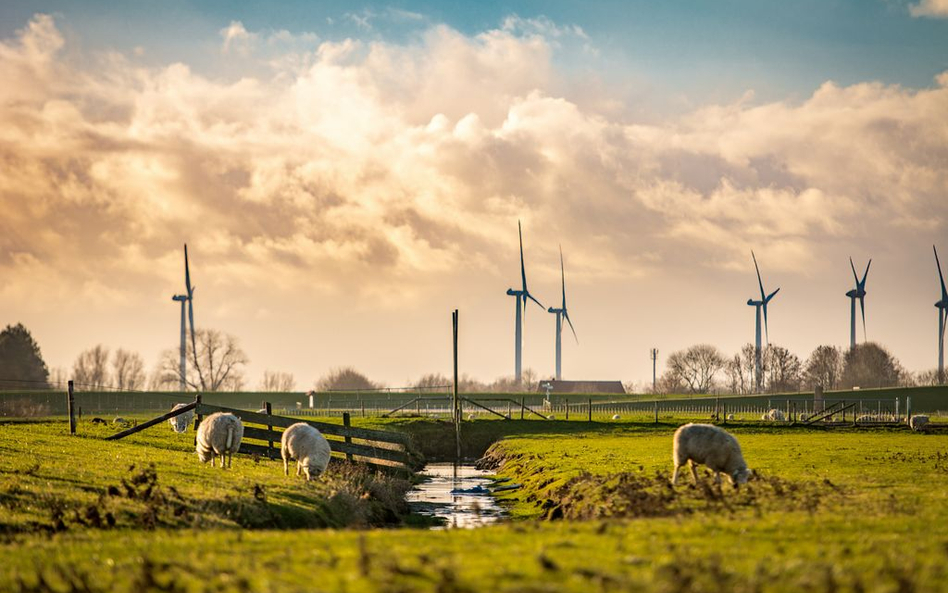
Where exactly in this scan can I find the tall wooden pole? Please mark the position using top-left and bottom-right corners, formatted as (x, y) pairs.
(67, 380), (76, 434)
(453, 309), (460, 460)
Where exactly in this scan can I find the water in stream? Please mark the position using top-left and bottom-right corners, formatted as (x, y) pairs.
(406, 462), (505, 528)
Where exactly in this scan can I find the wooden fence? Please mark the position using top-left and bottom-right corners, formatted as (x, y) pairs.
(104, 398), (413, 473)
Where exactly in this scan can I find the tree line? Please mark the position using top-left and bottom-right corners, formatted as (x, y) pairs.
(654, 342), (941, 395)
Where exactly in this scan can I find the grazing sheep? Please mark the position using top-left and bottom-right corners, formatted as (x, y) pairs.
(168, 403), (195, 433)
(726, 413), (734, 421)
(281, 423), (331, 481)
(112, 417), (129, 426)
(196, 412), (244, 469)
(761, 409), (786, 422)
(909, 415), (930, 432)
(467, 413), (476, 420)
(91, 417), (107, 425)
(799, 413), (809, 422)
(672, 423), (750, 488)
(612, 414), (621, 420)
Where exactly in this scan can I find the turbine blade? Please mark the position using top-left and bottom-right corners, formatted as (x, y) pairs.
(184, 244), (192, 295)
(765, 287), (780, 303)
(560, 245), (566, 311)
(936, 246), (948, 299)
(762, 302), (770, 344)
(849, 257), (858, 285)
(861, 259), (871, 287)
(564, 310), (578, 344)
(860, 296), (866, 341)
(188, 298), (197, 354)
(752, 251), (765, 301)
(525, 291), (545, 311)
(519, 221), (528, 293)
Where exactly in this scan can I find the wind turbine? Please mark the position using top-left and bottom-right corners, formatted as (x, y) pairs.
(506, 221), (545, 385)
(746, 251), (779, 393)
(170, 244), (198, 391)
(934, 246), (947, 384)
(547, 246), (578, 380)
(845, 257), (871, 349)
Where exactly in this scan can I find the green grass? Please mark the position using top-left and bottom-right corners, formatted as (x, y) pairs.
(2, 418), (948, 592)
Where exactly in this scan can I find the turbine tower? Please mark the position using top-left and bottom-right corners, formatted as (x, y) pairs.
(547, 246), (577, 380)
(170, 244), (197, 391)
(506, 221), (545, 385)
(845, 257), (871, 349)
(746, 251), (779, 392)
(934, 245), (947, 384)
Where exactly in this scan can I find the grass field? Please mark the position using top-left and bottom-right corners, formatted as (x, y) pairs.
(2, 417), (948, 592)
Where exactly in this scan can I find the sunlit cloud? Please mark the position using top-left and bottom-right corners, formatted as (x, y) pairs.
(910, 0), (948, 18)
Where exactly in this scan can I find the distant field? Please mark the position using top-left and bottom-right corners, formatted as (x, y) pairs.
(2, 417), (948, 592)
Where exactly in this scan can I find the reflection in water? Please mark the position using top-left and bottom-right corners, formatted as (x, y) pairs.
(406, 462), (504, 528)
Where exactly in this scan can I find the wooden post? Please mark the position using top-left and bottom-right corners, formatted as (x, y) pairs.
(506, 400), (511, 420)
(588, 398), (592, 422)
(654, 400), (658, 424)
(521, 397), (525, 420)
(452, 309), (460, 461)
(67, 380), (76, 434)
(722, 402), (727, 424)
(906, 396), (912, 423)
(265, 402), (274, 460)
(343, 412), (354, 462)
(565, 399), (569, 421)
(361, 399), (365, 418)
(193, 394), (202, 437)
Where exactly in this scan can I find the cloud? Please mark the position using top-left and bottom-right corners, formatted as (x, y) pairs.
(220, 20), (257, 55)
(1, 12), (946, 311)
(909, 0), (948, 17)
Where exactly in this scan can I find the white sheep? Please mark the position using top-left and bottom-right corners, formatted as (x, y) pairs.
(168, 403), (194, 433)
(281, 422), (332, 481)
(761, 409), (786, 422)
(909, 415), (929, 432)
(612, 414), (621, 420)
(672, 423), (750, 488)
(726, 413), (735, 421)
(195, 412), (244, 469)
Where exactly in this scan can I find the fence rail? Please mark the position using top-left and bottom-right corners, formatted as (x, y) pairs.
(99, 398), (412, 473)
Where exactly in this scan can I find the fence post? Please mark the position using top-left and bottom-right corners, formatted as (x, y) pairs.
(894, 398), (899, 422)
(343, 412), (354, 462)
(565, 399), (569, 421)
(906, 396), (912, 423)
(588, 398), (592, 422)
(506, 400), (511, 420)
(67, 380), (76, 434)
(265, 402), (274, 460)
(722, 402), (727, 424)
(452, 309), (460, 461)
(654, 400), (658, 424)
(521, 397), (525, 420)
(193, 394), (202, 434)
(361, 399), (365, 418)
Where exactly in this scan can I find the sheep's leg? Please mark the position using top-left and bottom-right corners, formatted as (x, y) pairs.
(283, 456), (289, 476)
(671, 464), (680, 485)
(210, 455), (215, 468)
(296, 461), (302, 476)
(220, 454), (226, 469)
(227, 452), (232, 468)
(689, 460), (699, 484)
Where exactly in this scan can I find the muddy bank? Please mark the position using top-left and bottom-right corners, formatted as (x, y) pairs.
(479, 444), (847, 521)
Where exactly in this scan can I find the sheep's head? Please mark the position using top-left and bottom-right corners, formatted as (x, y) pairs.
(303, 465), (323, 482)
(732, 467), (751, 486)
(197, 448), (214, 463)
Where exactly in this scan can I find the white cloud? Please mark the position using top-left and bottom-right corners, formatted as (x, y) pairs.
(220, 20), (257, 55)
(1, 13), (946, 382)
(909, 0), (948, 17)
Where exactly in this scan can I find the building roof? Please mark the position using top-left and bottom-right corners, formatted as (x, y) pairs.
(535, 380), (626, 394)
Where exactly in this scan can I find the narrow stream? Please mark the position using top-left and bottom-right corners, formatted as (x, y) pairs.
(406, 462), (505, 528)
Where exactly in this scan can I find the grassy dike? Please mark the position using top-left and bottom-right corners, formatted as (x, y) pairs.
(2, 417), (948, 592)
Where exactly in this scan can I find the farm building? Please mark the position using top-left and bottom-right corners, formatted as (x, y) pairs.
(536, 380), (626, 394)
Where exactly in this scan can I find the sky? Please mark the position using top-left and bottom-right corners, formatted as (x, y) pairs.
(1, 1), (947, 390)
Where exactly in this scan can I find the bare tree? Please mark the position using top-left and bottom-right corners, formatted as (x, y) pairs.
(316, 367), (377, 391)
(72, 345), (110, 390)
(259, 370), (296, 392)
(112, 349), (146, 391)
(48, 367), (68, 389)
(725, 344), (757, 395)
(666, 344), (726, 394)
(655, 370), (688, 395)
(912, 369), (941, 387)
(763, 345), (802, 393)
(158, 329), (248, 392)
(804, 345), (843, 391)
(413, 373), (450, 391)
(841, 342), (903, 389)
